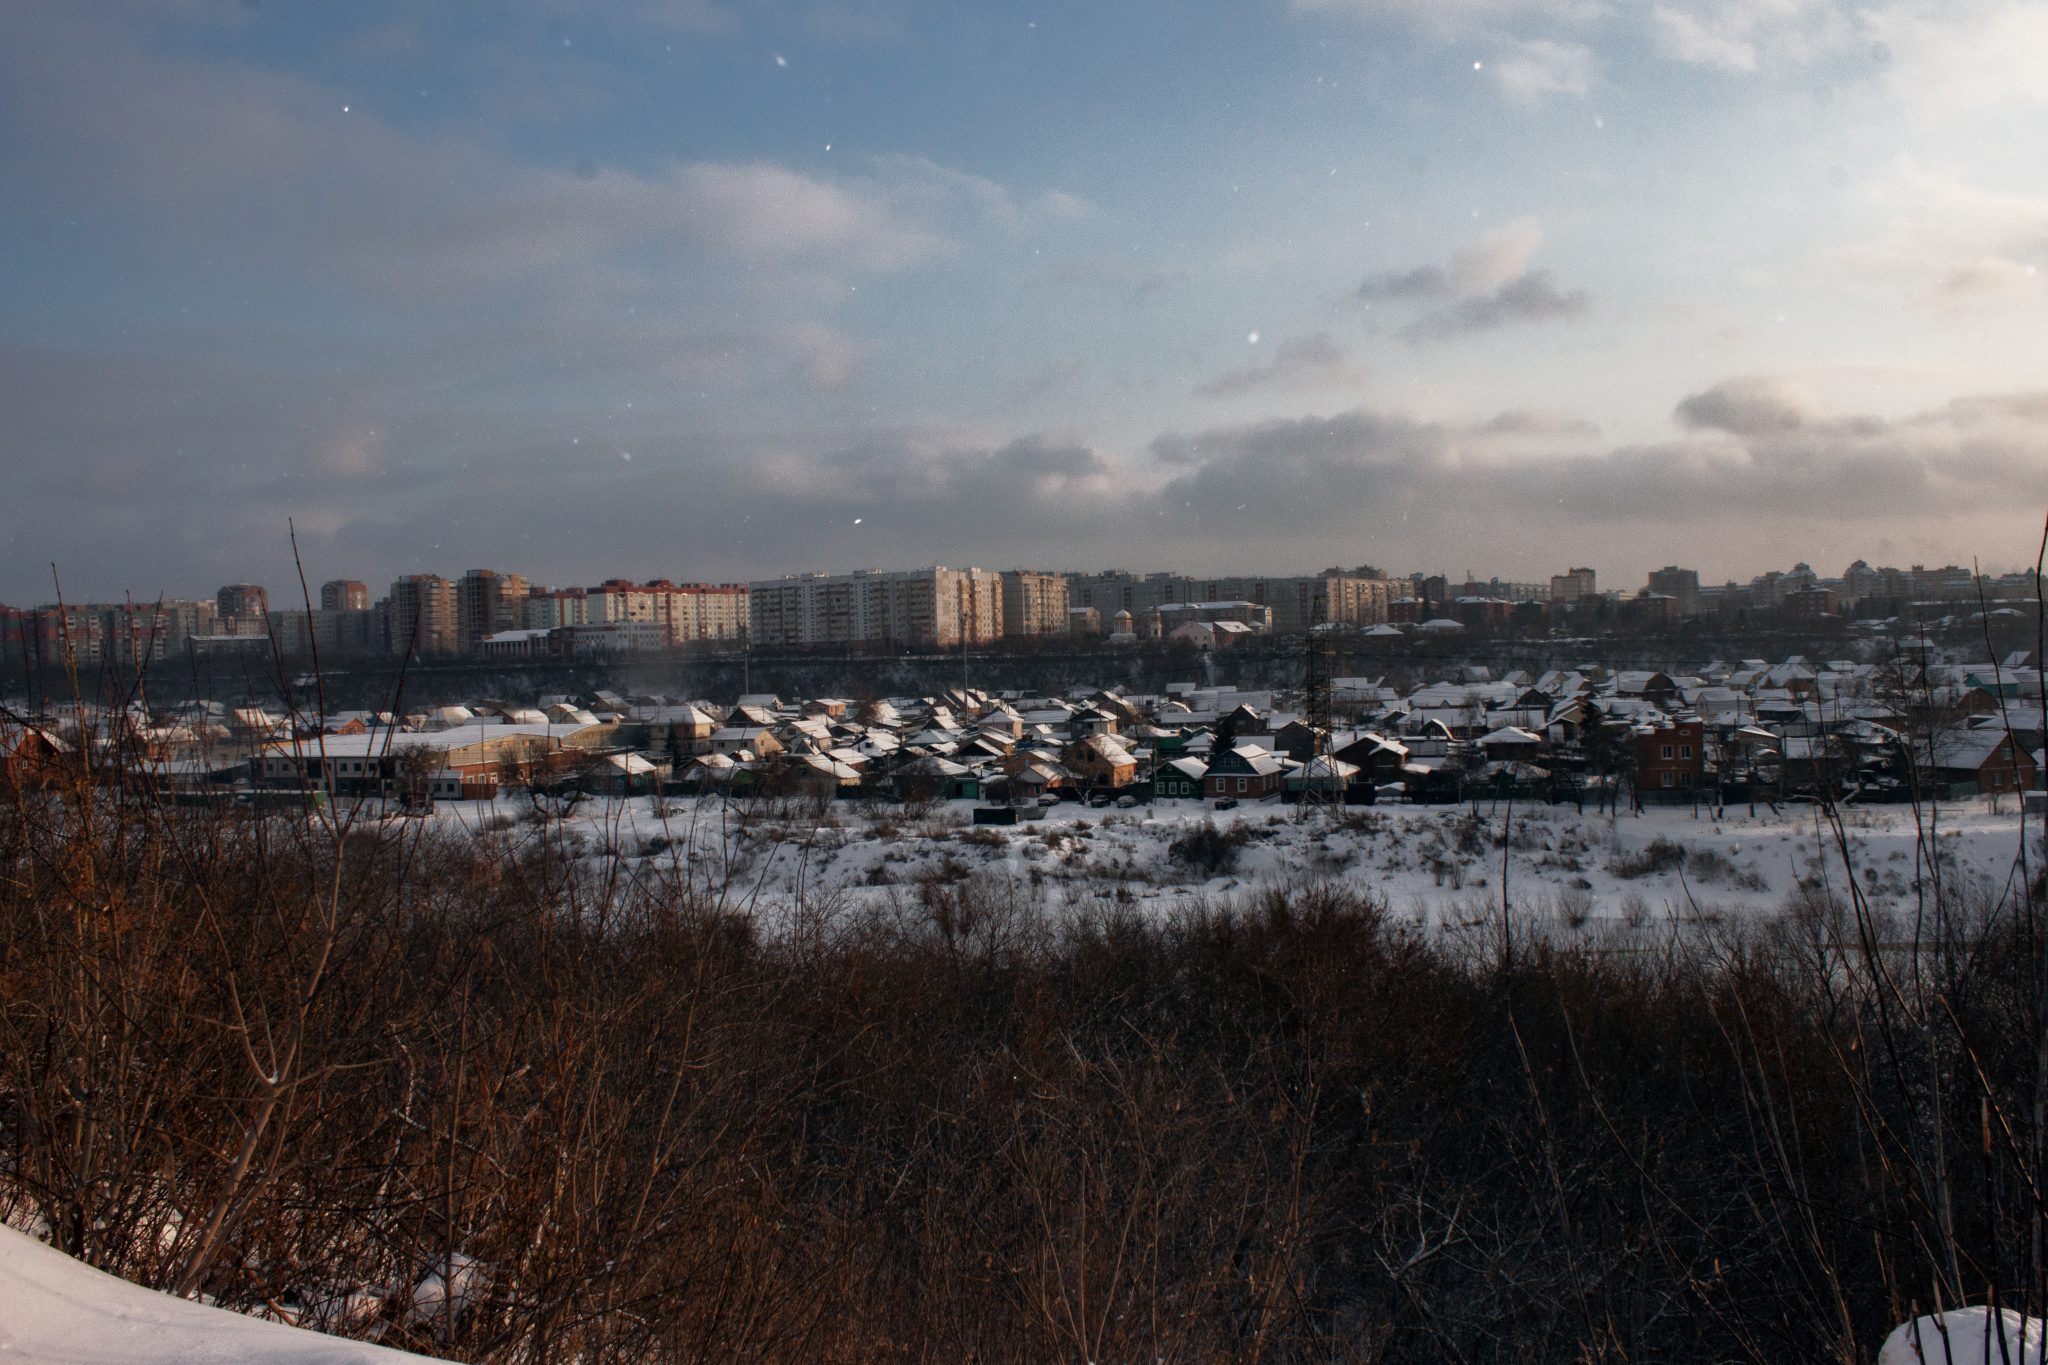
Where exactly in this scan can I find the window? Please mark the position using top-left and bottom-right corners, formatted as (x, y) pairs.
(1661, 745), (1674, 760)
(1661, 772), (1674, 788)
(1680, 745), (1692, 759)
(1237, 777), (1248, 793)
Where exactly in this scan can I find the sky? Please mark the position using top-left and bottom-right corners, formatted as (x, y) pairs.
(3, 0), (2047, 606)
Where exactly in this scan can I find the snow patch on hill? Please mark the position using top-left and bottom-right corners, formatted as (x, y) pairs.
(0, 1226), (430, 1364)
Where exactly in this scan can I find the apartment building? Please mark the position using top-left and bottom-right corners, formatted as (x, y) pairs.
(1189, 574), (1393, 632)
(268, 606), (380, 656)
(0, 599), (222, 668)
(522, 588), (589, 631)
(584, 580), (749, 647)
(215, 583), (270, 636)
(320, 579), (370, 612)
(1549, 567), (1597, 603)
(457, 569), (530, 652)
(1066, 571), (1197, 621)
(749, 567), (1002, 649)
(1646, 566), (1702, 617)
(386, 574), (458, 655)
(999, 571), (1070, 637)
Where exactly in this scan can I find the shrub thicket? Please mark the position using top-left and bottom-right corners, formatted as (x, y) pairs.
(0, 756), (2041, 1363)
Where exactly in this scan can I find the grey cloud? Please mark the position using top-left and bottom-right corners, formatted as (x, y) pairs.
(1148, 386), (2048, 553)
(1195, 334), (1371, 399)
(0, 7), (1072, 310)
(1398, 270), (1590, 342)
(1673, 376), (1889, 440)
(1674, 376), (1815, 434)
(1358, 266), (1451, 303)
(7, 334), (2044, 600)
(1480, 409), (1603, 439)
(1359, 220), (1588, 342)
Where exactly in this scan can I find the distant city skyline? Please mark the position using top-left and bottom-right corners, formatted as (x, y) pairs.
(5, 2), (2048, 602)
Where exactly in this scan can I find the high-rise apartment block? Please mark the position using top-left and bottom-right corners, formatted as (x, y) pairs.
(1066, 571), (1389, 633)
(386, 574), (458, 656)
(1645, 566), (1701, 616)
(749, 568), (1002, 649)
(585, 580), (749, 647)
(320, 579), (370, 612)
(999, 571), (1070, 637)
(216, 583), (269, 635)
(522, 588), (589, 632)
(457, 569), (530, 651)
(1549, 567), (1597, 603)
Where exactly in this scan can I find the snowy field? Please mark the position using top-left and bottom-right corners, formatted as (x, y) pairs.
(409, 791), (2040, 932)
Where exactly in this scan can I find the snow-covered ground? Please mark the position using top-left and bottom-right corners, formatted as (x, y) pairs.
(412, 791), (2039, 931)
(7, 1219), (2037, 1365)
(0, 1226), (429, 1363)
(1879, 1307), (2044, 1364)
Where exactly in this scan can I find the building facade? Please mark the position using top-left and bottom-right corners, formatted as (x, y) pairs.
(457, 569), (530, 652)
(1549, 567), (1597, 603)
(216, 584), (270, 635)
(386, 574), (458, 656)
(749, 567), (1003, 649)
(999, 571), (1070, 637)
(1645, 567), (1702, 617)
(320, 579), (371, 612)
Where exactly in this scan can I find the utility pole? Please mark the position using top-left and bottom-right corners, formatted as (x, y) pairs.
(1302, 594), (1337, 816)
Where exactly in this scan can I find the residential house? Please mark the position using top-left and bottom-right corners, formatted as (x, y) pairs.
(1633, 717), (1706, 798)
(1930, 730), (2038, 795)
(1203, 743), (1290, 800)
(1153, 757), (1207, 800)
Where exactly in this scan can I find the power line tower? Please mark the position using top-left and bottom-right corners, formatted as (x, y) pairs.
(1301, 600), (1337, 815)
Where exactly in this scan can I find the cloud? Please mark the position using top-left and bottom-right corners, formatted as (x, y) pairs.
(1866, 1), (2048, 115)
(867, 153), (1094, 236)
(1647, 0), (1856, 71)
(1673, 376), (1817, 434)
(1290, 0), (1857, 78)
(1400, 270), (1590, 341)
(1359, 222), (1588, 342)
(1848, 160), (2048, 308)
(781, 322), (864, 390)
(0, 7), (1083, 307)
(1650, 5), (1760, 70)
(1287, 0), (1605, 39)
(1357, 266), (1452, 304)
(1490, 38), (1595, 100)
(1359, 218), (1585, 341)
(7, 338), (2045, 598)
(1195, 334), (1372, 399)
(1139, 383), (2048, 570)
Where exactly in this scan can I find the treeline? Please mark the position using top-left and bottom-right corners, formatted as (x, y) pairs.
(1, 776), (2042, 1361)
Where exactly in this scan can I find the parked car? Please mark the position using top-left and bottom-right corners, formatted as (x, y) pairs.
(1213, 796), (1238, 810)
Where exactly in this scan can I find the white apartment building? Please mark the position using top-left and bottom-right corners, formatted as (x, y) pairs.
(749, 567), (1002, 649)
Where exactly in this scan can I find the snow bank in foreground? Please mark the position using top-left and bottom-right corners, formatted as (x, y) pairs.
(0, 1227), (429, 1364)
(1880, 1307), (2044, 1364)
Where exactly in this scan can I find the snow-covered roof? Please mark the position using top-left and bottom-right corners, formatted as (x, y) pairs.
(1477, 726), (1544, 747)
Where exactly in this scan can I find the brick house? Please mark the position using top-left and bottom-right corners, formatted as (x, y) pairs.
(1632, 717), (1706, 796)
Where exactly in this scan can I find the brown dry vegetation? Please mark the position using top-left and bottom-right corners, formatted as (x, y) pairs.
(1, 746), (2044, 1363)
